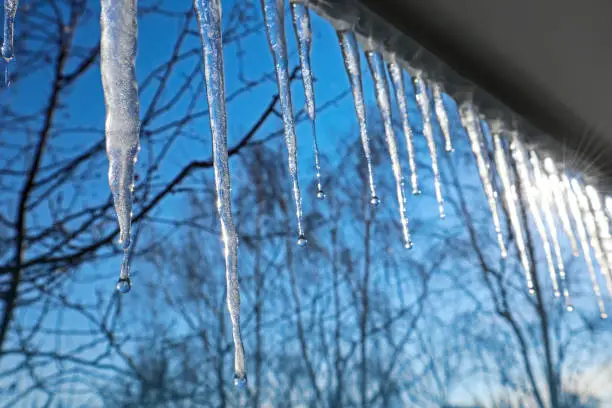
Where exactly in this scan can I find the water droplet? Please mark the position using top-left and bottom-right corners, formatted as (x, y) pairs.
(233, 373), (247, 389)
(316, 190), (326, 200)
(412, 189), (421, 196)
(404, 240), (413, 249)
(601, 313), (608, 320)
(554, 291), (561, 298)
(370, 196), (381, 206)
(566, 305), (574, 312)
(529, 289), (536, 296)
(297, 235), (308, 247)
(116, 277), (132, 294)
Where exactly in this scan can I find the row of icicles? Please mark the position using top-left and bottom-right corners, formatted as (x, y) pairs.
(4, 0), (612, 388)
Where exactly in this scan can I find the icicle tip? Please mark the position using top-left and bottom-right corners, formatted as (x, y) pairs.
(297, 235), (308, 247)
(233, 373), (247, 389)
(116, 277), (132, 294)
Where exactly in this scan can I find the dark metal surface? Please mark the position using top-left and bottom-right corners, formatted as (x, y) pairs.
(357, 0), (612, 184)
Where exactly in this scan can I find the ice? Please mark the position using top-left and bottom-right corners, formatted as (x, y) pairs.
(584, 185), (612, 294)
(510, 136), (559, 296)
(2, 0), (19, 85)
(491, 124), (532, 291)
(387, 61), (419, 195)
(563, 175), (607, 318)
(195, 0), (246, 384)
(459, 104), (507, 257)
(337, 30), (379, 205)
(432, 83), (453, 152)
(530, 152), (571, 305)
(366, 51), (412, 248)
(100, 0), (141, 288)
(413, 72), (444, 218)
(543, 158), (579, 256)
(290, 3), (324, 198)
(261, 0), (306, 242)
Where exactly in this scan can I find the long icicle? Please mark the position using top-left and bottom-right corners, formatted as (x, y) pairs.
(413, 72), (445, 218)
(432, 83), (453, 152)
(100, 0), (141, 294)
(564, 175), (607, 318)
(290, 3), (324, 199)
(261, 0), (306, 245)
(337, 31), (379, 205)
(543, 158), (579, 256)
(459, 104), (507, 257)
(510, 136), (559, 296)
(366, 51), (412, 248)
(531, 152), (572, 309)
(572, 179), (612, 298)
(491, 123), (533, 292)
(1, 0), (18, 86)
(194, 0), (246, 386)
(585, 185), (612, 294)
(387, 60), (419, 195)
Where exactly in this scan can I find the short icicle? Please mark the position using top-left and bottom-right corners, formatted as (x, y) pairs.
(387, 60), (419, 195)
(100, 0), (141, 293)
(413, 72), (445, 218)
(459, 104), (507, 257)
(261, 0), (306, 245)
(564, 175), (608, 318)
(2, 0), (19, 86)
(337, 31), (379, 206)
(194, 0), (246, 385)
(510, 136), (560, 296)
(290, 2), (324, 199)
(491, 123), (533, 292)
(432, 83), (453, 152)
(531, 152), (572, 309)
(366, 51), (412, 248)
(543, 158), (579, 256)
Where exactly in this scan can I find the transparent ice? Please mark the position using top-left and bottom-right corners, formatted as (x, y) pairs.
(459, 103), (507, 257)
(261, 0), (306, 241)
(337, 30), (379, 204)
(195, 0), (246, 384)
(100, 0), (141, 289)
(413, 72), (444, 218)
(491, 125), (532, 291)
(511, 137), (559, 297)
(291, 3), (324, 198)
(387, 61), (419, 195)
(366, 51), (412, 248)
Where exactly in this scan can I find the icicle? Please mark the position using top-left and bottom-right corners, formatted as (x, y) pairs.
(585, 185), (612, 291)
(290, 3), (324, 199)
(542, 158), (579, 256)
(510, 136), (559, 296)
(100, 0), (141, 292)
(573, 180), (612, 311)
(459, 104), (507, 257)
(491, 123), (533, 292)
(2, 0), (19, 86)
(337, 31), (379, 205)
(413, 72), (445, 218)
(387, 61), (419, 195)
(606, 196), (612, 221)
(564, 175), (607, 318)
(261, 0), (306, 244)
(531, 152), (572, 308)
(432, 83), (453, 152)
(366, 51), (412, 248)
(194, 0), (246, 385)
